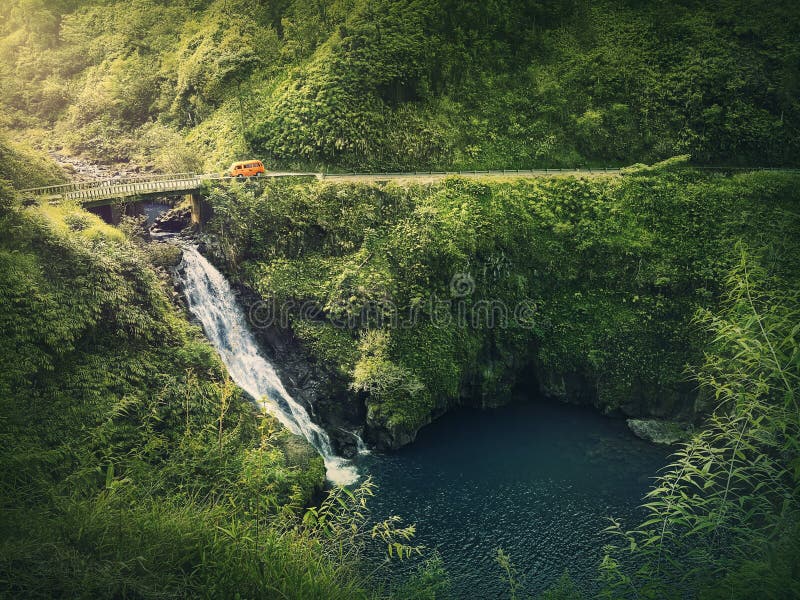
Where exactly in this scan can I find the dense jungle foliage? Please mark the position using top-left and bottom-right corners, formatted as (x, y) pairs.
(205, 164), (800, 448)
(204, 164), (800, 596)
(2, 149), (799, 597)
(0, 146), (451, 598)
(2, 0), (800, 596)
(1, 0), (799, 171)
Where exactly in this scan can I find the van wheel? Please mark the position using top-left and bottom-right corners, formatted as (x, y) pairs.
(236, 174), (244, 178)
(256, 172), (263, 177)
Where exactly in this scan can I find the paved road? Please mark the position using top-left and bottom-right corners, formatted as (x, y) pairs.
(319, 168), (621, 183)
(19, 166), (799, 204)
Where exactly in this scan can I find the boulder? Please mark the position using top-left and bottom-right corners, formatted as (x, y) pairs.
(627, 418), (694, 445)
(151, 203), (191, 233)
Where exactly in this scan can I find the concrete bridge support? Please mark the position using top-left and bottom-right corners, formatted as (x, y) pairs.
(91, 202), (143, 225)
(189, 193), (212, 229)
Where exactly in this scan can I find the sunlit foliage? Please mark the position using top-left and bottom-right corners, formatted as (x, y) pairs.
(1, 0), (798, 169)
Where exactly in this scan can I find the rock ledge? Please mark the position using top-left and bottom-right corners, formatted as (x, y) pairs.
(627, 418), (694, 445)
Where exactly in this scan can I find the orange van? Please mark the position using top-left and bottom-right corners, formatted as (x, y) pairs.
(229, 160), (265, 177)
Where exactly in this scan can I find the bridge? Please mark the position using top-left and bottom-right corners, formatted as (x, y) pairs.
(19, 166), (797, 225)
(18, 172), (323, 205)
(19, 168), (626, 225)
(18, 171), (324, 225)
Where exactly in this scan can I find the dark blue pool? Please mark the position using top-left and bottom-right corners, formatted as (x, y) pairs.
(359, 396), (669, 598)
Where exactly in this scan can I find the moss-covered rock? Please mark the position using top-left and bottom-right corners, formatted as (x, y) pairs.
(626, 419), (694, 445)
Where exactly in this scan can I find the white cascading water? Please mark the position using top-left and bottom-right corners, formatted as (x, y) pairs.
(341, 428), (372, 455)
(178, 245), (359, 486)
(355, 433), (372, 455)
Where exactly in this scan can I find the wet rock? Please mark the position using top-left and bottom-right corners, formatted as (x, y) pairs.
(366, 414), (421, 449)
(532, 359), (696, 421)
(627, 418), (694, 445)
(228, 282), (368, 457)
(48, 152), (153, 182)
(151, 204), (192, 233)
(532, 365), (598, 407)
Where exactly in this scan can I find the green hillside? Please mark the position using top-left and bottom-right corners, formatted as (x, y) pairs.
(0, 144), (443, 598)
(1, 1), (800, 597)
(1, 0), (798, 171)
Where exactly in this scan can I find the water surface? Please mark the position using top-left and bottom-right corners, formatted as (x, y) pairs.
(172, 242), (669, 595)
(360, 398), (668, 597)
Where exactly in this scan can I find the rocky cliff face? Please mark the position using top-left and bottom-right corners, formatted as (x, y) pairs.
(364, 346), (699, 451)
(234, 284), (368, 457)
(150, 203), (192, 233)
(187, 257), (700, 452)
(179, 223), (703, 453)
(533, 363), (697, 420)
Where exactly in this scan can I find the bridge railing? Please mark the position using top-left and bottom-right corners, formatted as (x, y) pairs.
(70, 175), (207, 202)
(17, 166), (800, 203)
(19, 172), (200, 197)
(17, 171), (323, 203)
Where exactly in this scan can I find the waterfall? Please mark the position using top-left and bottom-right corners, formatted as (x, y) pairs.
(355, 432), (372, 456)
(177, 245), (359, 486)
(337, 427), (372, 455)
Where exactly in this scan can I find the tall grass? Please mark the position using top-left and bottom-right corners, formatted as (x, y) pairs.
(0, 192), (448, 598)
(601, 246), (800, 598)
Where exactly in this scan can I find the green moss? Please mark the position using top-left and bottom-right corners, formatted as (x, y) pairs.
(209, 169), (800, 444)
(291, 319), (359, 379)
